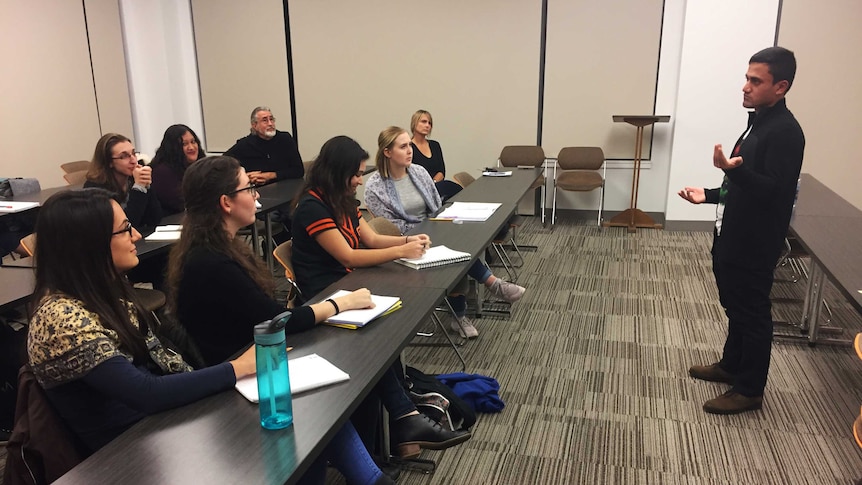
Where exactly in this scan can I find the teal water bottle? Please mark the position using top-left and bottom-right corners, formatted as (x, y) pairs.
(254, 311), (294, 430)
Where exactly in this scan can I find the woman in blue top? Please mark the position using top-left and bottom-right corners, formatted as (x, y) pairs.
(27, 189), (392, 485)
(366, 127), (526, 339)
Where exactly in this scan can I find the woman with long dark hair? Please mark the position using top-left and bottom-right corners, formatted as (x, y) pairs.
(150, 124), (206, 214)
(28, 189), (256, 455)
(291, 136), (472, 458)
(365, 127), (526, 338)
(84, 133), (162, 232)
(29, 188), (393, 485)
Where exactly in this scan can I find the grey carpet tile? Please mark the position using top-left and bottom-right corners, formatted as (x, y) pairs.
(325, 214), (862, 485)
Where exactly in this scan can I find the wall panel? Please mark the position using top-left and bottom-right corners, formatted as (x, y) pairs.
(0, 0), (101, 187)
(778, 0), (862, 209)
(192, 0), (293, 152)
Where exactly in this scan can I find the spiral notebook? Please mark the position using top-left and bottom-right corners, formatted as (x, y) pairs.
(395, 245), (471, 270)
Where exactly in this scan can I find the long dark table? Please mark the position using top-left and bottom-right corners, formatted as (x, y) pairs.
(786, 174), (862, 345)
(54, 285), (444, 485)
(254, 178), (305, 271)
(52, 169), (541, 484)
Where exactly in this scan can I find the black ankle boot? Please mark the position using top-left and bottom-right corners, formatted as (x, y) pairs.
(391, 414), (471, 458)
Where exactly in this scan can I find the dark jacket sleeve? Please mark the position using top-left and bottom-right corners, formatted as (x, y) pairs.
(150, 164), (184, 215)
(275, 132), (304, 181)
(704, 188), (720, 205)
(82, 356), (235, 415)
(125, 188), (163, 230)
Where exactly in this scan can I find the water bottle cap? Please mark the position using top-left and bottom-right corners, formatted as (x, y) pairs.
(254, 311), (291, 340)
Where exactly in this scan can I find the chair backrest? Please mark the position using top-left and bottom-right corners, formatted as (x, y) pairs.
(367, 216), (402, 236)
(272, 241), (302, 307)
(452, 172), (475, 188)
(499, 146), (545, 168)
(60, 160), (90, 174)
(556, 147), (605, 171)
(63, 170), (88, 186)
(20, 233), (36, 257)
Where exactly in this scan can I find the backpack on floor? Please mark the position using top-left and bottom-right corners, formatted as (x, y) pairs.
(405, 366), (476, 430)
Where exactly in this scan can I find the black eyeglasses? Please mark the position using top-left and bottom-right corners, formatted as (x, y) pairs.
(225, 183), (259, 197)
(112, 220), (133, 237)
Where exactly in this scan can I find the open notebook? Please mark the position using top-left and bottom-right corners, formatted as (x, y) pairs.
(235, 353), (350, 402)
(395, 245), (471, 270)
(320, 290), (401, 329)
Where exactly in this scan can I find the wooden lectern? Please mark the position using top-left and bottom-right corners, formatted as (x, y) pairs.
(605, 115), (670, 233)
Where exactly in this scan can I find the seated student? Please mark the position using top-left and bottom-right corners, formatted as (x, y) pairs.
(150, 124), (206, 215)
(291, 136), (472, 457)
(84, 133), (162, 233)
(365, 127), (526, 338)
(27, 189), (392, 485)
(409, 109), (462, 201)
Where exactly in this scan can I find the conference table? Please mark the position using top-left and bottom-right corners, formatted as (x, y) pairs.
(52, 167), (541, 484)
(784, 174), (862, 345)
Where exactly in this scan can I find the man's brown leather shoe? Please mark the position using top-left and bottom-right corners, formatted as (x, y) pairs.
(703, 391), (763, 415)
(688, 363), (734, 384)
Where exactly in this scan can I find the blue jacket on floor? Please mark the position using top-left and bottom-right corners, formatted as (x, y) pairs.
(436, 373), (505, 413)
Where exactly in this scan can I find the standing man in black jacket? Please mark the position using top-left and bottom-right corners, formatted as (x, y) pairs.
(678, 46), (805, 415)
(226, 106), (305, 241)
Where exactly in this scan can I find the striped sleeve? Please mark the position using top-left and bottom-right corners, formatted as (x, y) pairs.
(307, 217), (337, 237)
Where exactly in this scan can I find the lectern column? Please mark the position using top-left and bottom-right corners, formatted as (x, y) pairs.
(605, 115), (670, 233)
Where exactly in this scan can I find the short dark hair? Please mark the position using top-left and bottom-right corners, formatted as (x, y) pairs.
(750, 46), (797, 91)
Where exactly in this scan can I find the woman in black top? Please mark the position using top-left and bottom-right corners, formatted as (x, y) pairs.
(410, 110), (462, 200)
(150, 124), (206, 214)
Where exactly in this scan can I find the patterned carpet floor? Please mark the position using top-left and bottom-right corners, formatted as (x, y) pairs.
(331, 212), (862, 485)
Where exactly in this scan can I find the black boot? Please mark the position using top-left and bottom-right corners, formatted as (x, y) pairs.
(390, 414), (471, 458)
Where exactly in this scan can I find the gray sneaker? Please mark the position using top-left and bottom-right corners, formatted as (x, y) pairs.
(450, 315), (478, 339)
(489, 279), (525, 303)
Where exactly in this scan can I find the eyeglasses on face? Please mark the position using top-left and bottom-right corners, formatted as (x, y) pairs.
(112, 150), (138, 162)
(112, 220), (134, 237)
(256, 116), (276, 124)
(225, 183), (258, 197)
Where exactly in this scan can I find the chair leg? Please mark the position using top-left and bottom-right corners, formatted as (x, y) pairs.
(552, 182), (558, 226)
(597, 184), (605, 227)
(431, 311), (467, 372)
(491, 242), (518, 282)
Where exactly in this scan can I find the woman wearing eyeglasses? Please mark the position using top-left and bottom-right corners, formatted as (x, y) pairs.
(291, 136), (472, 458)
(150, 124), (206, 215)
(27, 188), (390, 485)
(84, 133), (162, 233)
(26, 188), (256, 458)
(168, 156), (373, 367)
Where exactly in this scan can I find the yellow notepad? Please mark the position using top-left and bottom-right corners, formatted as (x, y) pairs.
(321, 290), (401, 329)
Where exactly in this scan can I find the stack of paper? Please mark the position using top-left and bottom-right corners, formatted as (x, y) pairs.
(234, 353), (350, 402)
(482, 170), (512, 177)
(0, 201), (39, 214)
(321, 290), (402, 329)
(434, 202), (501, 222)
(145, 225), (183, 241)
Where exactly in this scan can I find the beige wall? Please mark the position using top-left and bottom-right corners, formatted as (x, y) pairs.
(289, 0), (543, 171)
(0, 0), (131, 188)
(542, 0), (664, 159)
(779, 0), (862, 210)
(191, 0), (293, 152)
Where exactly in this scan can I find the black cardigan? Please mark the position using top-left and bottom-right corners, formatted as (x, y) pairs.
(705, 99), (805, 269)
